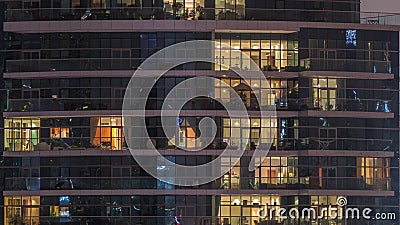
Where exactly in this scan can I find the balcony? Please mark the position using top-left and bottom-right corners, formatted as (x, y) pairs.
(5, 97), (392, 113)
(4, 177), (391, 191)
(360, 12), (400, 25)
(6, 58), (393, 74)
(6, 58), (143, 72)
(304, 98), (392, 113)
(5, 98), (124, 112)
(3, 136), (395, 153)
(6, 9), (398, 26)
(5, 7), (360, 23)
(5, 59), (304, 73)
(301, 58), (393, 74)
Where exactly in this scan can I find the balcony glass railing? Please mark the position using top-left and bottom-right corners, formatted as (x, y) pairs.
(6, 8), (400, 25)
(4, 136), (394, 152)
(300, 58), (393, 74)
(5, 97), (392, 113)
(4, 59), (302, 73)
(305, 98), (392, 113)
(360, 12), (400, 25)
(6, 58), (143, 72)
(6, 58), (392, 73)
(4, 7), (361, 23)
(4, 177), (391, 191)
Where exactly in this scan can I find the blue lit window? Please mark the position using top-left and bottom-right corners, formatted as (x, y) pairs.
(177, 117), (184, 126)
(346, 30), (357, 47)
(279, 119), (287, 146)
(59, 196), (70, 222)
(59, 196), (70, 205)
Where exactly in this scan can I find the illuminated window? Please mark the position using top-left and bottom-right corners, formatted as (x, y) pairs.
(50, 196), (70, 223)
(4, 196), (40, 225)
(214, 77), (287, 110)
(4, 118), (40, 151)
(312, 78), (340, 111)
(358, 157), (390, 186)
(59, 196), (70, 222)
(90, 117), (124, 150)
(346, 29), (357, 47)
(218, 195), (281, 225)
(214, 34), (298, 72)
(50, 128), (70, 139)
(255, 157), (293, 186)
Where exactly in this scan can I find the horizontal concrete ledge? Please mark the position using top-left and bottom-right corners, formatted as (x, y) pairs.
(300, 71), (394, 80)
(3, 110), (283, 118)
(4, 70), (393, 80)
(3, 189), (394, 197)
(4, 110), (394, 119)
(302, 110), (394, 119)
(3, 70), (298, 79)
(4, 20), (400, 33)
(3, 150), (394, 158)
(4, 110), (123, 118)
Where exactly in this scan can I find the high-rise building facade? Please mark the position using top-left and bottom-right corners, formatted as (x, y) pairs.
(1, 1), (399, 225)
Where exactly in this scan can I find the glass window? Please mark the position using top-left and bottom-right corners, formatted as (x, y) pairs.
(4, 118), (40, 151)
(215, 33), (298, 71)
(4, 196), (40, 225)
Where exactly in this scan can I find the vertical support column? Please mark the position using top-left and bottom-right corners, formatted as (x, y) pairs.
(398, 30), (400, 213)
(0, 2), (5, 223)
